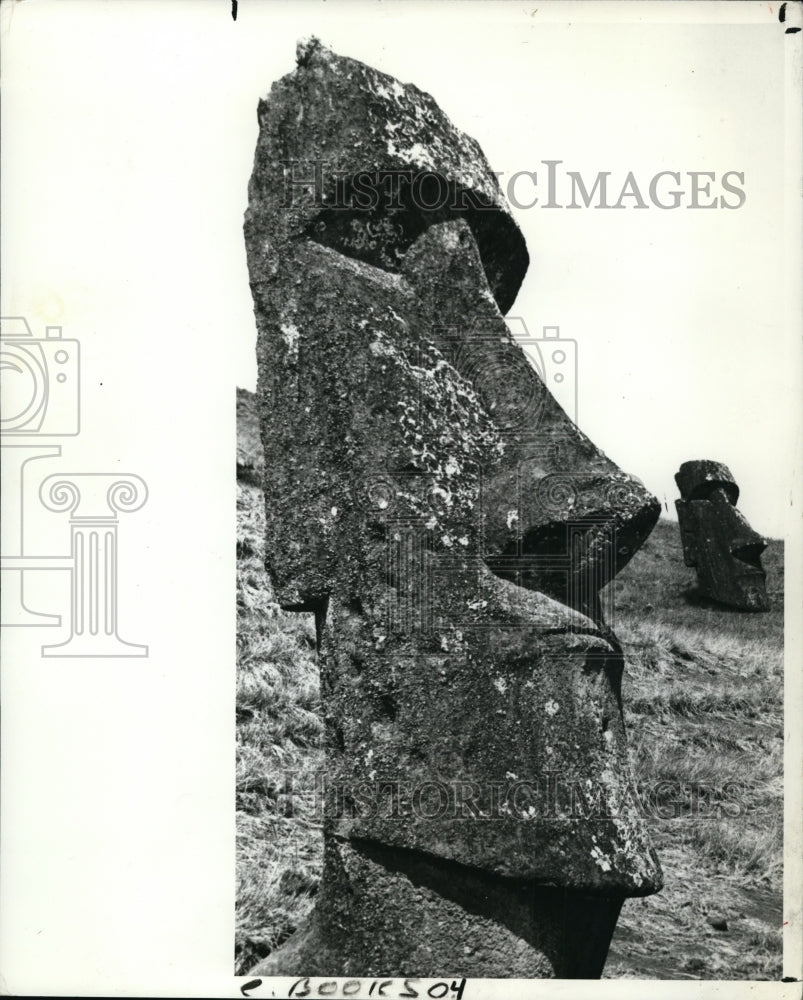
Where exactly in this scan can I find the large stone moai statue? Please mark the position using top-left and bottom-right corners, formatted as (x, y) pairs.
(675, 459), (769, 611)
(246, 38), (662, 979)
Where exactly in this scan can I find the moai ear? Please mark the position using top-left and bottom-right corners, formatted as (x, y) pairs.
(675, 459), (739, 506)
(674, 499), (700, 568)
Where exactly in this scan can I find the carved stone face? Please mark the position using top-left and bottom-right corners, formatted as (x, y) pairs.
(676, 460), (769, 611)
(247, 39), (663, 900)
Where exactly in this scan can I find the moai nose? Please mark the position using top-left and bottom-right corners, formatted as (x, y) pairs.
(402, 219), (660, 620)
(730, 529), (767, 568)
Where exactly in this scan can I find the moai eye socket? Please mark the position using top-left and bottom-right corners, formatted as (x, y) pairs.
(306, 202), (429, 272)
(304, 172), (528, 317)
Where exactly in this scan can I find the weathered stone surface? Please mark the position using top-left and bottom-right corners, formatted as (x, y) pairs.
(253, 838), (623, 978)
(675, 459), (739, 507)
(245, 36), (528, 315)
(246, 39), (662, 978)
(675, 460), (768, 611)
(401, 219), (661, 620)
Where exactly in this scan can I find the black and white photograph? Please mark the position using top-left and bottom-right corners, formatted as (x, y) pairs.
(2, 2), (801, 996)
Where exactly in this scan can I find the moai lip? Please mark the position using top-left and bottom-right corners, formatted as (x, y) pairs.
(675, 459), (769, 611)
(246, 39), (663, 978)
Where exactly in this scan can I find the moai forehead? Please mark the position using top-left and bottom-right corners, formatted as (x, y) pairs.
(245, 36), (528, 313)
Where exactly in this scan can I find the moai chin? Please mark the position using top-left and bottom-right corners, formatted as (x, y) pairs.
(675, 459), (769, 611)
(246, 37), (663, 979)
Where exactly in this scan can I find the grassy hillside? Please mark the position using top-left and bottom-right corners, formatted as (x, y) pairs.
(602, 516), (783, 979)
(235, 387), (783, 979)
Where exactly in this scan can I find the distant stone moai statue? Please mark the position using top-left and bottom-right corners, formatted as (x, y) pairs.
(675, 460), (769, 611)
(246, 38), (662, 979)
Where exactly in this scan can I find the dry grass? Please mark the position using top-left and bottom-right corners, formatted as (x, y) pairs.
(235, 388), (784, 979)
(603, 519), (784, 980)
(235, 395), (325, 972)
